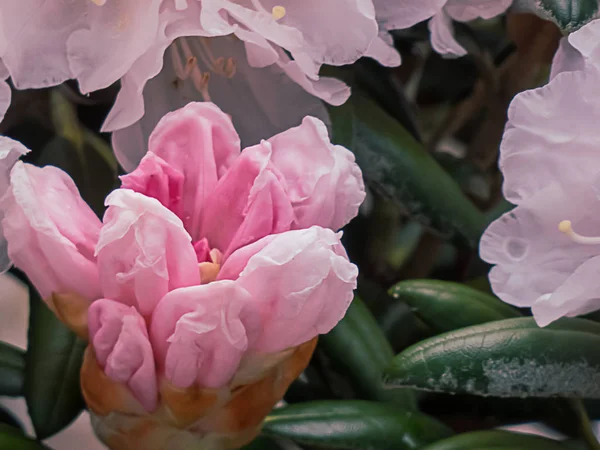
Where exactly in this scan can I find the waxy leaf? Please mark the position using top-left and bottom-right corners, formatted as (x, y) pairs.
(319, 297), (415, 408)
(389, 279), (520, 332)
(532, 0), (598, 32)
(384, 317), (600, 398)
(329, 93), (486, 247)
(25, 286), (86, 439)
(0, 341), (25, 396)
(263, 401), (453, 449)
(420, 430), (571, 450)
(0, 424), (49, 450)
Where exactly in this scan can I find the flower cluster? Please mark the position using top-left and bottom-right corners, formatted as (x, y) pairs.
(0, 102), (364, 449)
(481, 18), (600, 326)
(0, 1), (512, 169)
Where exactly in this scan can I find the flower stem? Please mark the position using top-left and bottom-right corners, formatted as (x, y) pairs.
(570, 399), (600, 450)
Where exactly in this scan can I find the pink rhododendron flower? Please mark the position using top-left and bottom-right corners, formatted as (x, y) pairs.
(0, 1), (402, 169)
(0, 102), (363, 450)
(480, 18), (600, 327)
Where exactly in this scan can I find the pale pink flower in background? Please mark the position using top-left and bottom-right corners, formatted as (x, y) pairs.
(480, 19), (600, 326)
(0, 102), (363, 449)
(375, 0), (512, 56)
(0, 0), (401, 170)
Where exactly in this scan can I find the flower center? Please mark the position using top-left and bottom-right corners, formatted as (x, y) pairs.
(195, 240), (223, 285)
(89, 0), (106, 5)
(170, 38), (236, 101)
(558, 220), (600, 244)
(250, 0), (287, 20)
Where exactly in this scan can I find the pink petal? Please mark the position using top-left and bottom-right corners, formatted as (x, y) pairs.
(96, 189), (198, 316)
(0, 137), (29, 272)
(219, 227), (358, 353)
(480, 183), (600, 311)
(88, 298), (157, 412)
(150, 281), (255, 388)
(120, 152), (185, 219)
(145, 102), (241, 239)
(550, 19), (600, 79)
(500, 69), (600, 205)
(199, 142), (294, 258)
(531, 255), (600, 327)
(428, 12), (467, 57)
(256, 0), (379, 67)
(266, 116), (365, 231)
(365, 34), (402, 67)
(0, 61), (10, 123)
(373, 0), (446, 30)
(67, 0), (163, 94)
(0, 1), (84, 89)
(2, 162), (101, 300)
(444, 0), (512, 22)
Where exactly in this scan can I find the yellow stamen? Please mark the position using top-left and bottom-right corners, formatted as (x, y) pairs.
(558, 220), (600, 245)
(272, 5), (286, 20)
(89, 0), (106, 5)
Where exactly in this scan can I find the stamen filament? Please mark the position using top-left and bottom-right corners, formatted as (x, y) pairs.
(558, 220), (600, 245)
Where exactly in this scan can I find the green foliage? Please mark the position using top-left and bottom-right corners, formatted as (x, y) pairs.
(538, 0), (599, 31)
(25, 285), (86, 439)
(0, 341), (25, 396)
(419, 430), (572, 450)
(263, 401), (453, 450)
(0, 424), (50, 450)
(329, 92), (487, 248)
(319, 296), (415, 408)
(389, 279), (520, 332)
(384, 318), (600, 398)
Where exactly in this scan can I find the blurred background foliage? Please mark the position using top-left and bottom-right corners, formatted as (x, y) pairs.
(2, 4), (600, 450)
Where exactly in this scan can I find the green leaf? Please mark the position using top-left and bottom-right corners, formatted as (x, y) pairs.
(319, 297), (415, 408)
(0, 424), (50, 450)
(384, 317), (600, 398)
(263, 401), (453, 450)
(240, 436), (286, 450)
(538, 0), (599, 31)
(25, 286), (86, 439)
(389, 279), (520, 332)
(0, 341), (25, 396)
(329, 92), (486, 247)
(419, 430), (571, 450)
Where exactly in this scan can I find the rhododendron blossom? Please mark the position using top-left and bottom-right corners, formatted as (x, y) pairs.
(0, 1), (400, 169)
(480, 18), (600, 327)
(0, 102), (364, 450)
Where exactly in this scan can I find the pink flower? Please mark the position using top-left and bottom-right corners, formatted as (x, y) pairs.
(0, 102), (363, 449)
(480, 19), (600, 326)
(0, 1), (401, 169)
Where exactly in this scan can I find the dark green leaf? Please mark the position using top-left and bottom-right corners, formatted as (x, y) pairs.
(25, 286), (86, 439)
(0, 424), (50, 450)
(319, 297), (415, 408)
(389, 279), (520, 332)
(419, 430), (570, 450)
(537, 0), (598, 31)
(0, 341), (25, 396)
(384, 317), (600, 398)
(329, 92), (486, 247)
(240, 436), (286, 450)
(263, 401), (453, 450)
